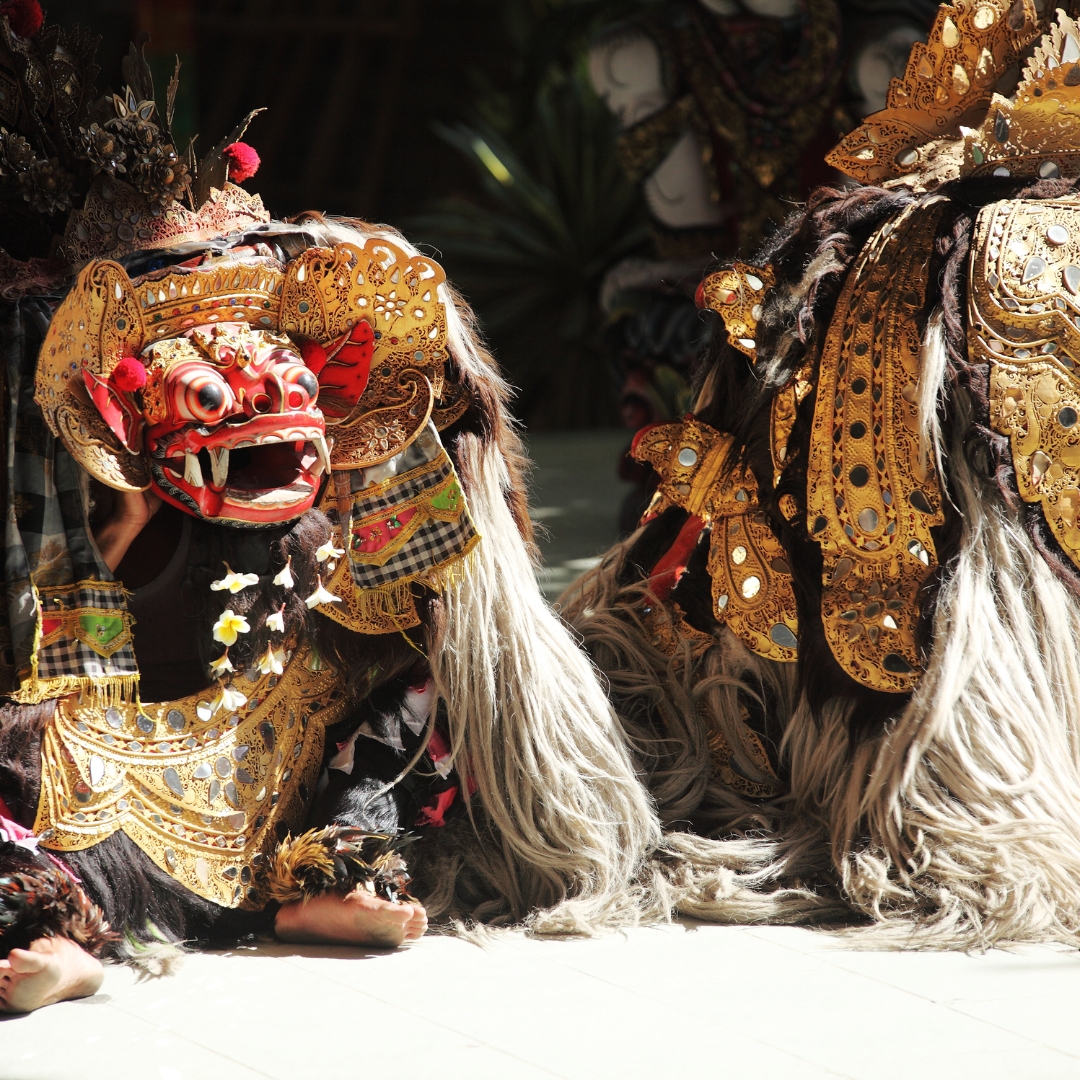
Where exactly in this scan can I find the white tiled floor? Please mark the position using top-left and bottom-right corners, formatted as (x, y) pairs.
(4, 922), (1080, 1079)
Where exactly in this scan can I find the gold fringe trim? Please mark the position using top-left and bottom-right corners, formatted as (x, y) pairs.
(355, 578), (417, 622)
(419, 534), (481, 594)
(11, 673), (139, 707)
(13, 577), (141, 705)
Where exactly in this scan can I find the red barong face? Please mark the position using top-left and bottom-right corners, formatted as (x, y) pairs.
(137, 322), (330, 525)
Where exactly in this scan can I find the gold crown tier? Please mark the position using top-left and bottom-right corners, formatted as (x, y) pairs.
(827, 0), (1045, 185)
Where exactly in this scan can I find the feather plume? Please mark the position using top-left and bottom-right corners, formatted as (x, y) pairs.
(0, 860), (117, 957)
(268, 827), (416, 905)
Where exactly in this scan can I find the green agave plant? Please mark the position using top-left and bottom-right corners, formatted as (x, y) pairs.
(406, 71), (650, 428)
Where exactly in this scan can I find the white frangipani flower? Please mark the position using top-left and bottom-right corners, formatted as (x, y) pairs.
(208, 651), (234, 676)
(305, 577), (341, 609)
(266, 606), (285, 634)
(210, 564), (260, 594)
(273, 557), (295, 589)
(212, 683), (248, 714)
(315, 539), (345, 563)
(256, 646), (286, 676)
(212, 609), (250, 646)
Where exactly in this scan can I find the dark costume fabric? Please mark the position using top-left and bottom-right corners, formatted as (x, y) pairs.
(563, 0), (1080, 946)
(1, 300), (135, 700)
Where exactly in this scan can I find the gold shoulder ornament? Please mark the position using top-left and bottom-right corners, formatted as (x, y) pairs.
(632, 419), (799, 662)
(970, 195), (1080, 563)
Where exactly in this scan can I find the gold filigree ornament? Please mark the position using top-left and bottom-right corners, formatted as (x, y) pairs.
(640, 604), (714, 664)
(279, 240), (448, 469)
(969, 196), (1080, 562)
(632, 419), (800, 662)
(770, 361), (815, 486)
(35, 238), (449, 489)
(826, 0), (1047, 186)
(698, 262), (776, 361)
(632, 419), (731, 517)
(807, 201), (947, 693)
(35, 642), (350, 909)
(706, 711), (783, 800)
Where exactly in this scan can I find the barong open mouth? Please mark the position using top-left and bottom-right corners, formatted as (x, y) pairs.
(150, 414), (330, 524)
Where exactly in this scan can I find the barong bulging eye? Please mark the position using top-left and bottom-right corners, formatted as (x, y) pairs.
(167, 362), (236, 424)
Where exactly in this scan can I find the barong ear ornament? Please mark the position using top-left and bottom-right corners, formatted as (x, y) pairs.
(279, 240), (449, 468)
(697, 262), (776, 361)
(960, 14), (1080, 181)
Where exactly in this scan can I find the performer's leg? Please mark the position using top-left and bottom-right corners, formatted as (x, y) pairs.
(272, 714), (429, 946)
(0, 837), (113, 1014)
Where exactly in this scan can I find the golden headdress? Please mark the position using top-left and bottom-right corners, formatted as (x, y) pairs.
(826, 0), (1080, 191)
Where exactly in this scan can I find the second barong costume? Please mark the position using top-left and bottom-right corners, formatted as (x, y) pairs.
(563, 0), (1080, 946)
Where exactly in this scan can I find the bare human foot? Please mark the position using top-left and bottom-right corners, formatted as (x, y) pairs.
(275, 889), (427, 948)
(0, 936), (104, 1013)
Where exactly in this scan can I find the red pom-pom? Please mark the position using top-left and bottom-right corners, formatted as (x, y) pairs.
(223, 142), (261, 183)
(112, 356), (147, 392)
(0, 0), (44, 38)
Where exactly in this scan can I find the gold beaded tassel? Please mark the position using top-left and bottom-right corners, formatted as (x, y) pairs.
(806, 201), (947, 693)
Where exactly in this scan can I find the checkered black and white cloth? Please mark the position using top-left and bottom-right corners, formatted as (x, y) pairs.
(1, 300), (133, 696)
(346, 453), (477, 591)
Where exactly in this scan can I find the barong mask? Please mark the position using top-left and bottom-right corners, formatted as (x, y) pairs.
(35, 237), (451, 526)
(138, 323), (327, 525)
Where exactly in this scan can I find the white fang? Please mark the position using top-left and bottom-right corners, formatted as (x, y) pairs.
(208, 447), (229, 488)
(184, 451), (205, 488)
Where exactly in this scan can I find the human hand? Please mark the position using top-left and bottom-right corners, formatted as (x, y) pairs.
(93, 488), (163, 572)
